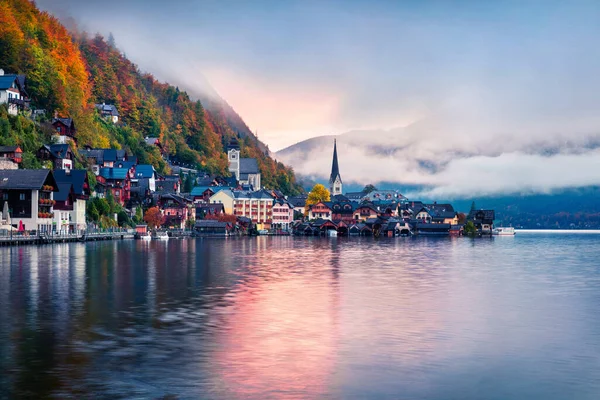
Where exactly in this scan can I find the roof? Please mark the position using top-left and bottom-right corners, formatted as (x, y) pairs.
(40, 144), (70, 159)
(191, 186), (224, 196)
(54, 183), (73, 202)
(95, 103), (119, 116)
(115, 161), (135, 170)
(288, 196), (307, 207)
(103, 149), (117, 162)
(99, 167), (128, 180)
(196, 203), (225, 213)
(53, 169), (88, 196)
(233, 189), (274, 200)
(135, 164), (155, 179)
(0, 75), (19, 91)
(329, 139), (341, 184)
(0, 146), (21, 153)
(239, 158), (259, 174)
(145, 137), (160, 146)
(0, 169), (56, 190)
(52, 118), (74, 128)
(468, 209), (495, 222)
(195, 220), (228, 228)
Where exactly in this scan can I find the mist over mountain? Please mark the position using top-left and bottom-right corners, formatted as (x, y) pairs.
(276, 116), (600, 199)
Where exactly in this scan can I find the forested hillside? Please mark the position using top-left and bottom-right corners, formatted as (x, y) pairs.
(0, 0), (302, 195)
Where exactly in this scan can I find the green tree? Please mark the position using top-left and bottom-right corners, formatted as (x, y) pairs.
(87, 201), (99, 222)
(464, 220), (477, 236)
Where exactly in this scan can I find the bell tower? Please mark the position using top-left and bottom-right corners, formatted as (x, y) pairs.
(228, 138), (240, 180)
(329, 139), (343, 196)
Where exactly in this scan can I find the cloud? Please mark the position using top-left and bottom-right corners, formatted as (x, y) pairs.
(36, 0), (600, 196)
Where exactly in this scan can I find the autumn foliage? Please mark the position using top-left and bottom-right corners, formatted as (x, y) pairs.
(0, 0), (303, 195)
(143, 207), (165, 229)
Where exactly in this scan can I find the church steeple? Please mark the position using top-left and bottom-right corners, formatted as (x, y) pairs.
(329, 139), (342, 196)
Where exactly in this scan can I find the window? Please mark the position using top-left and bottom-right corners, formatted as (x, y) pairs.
(57, 127), (62, 133)
(19, 193), (25, 200)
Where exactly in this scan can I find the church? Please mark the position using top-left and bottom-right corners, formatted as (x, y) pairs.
(329, 139), (343, 196)
(227, 138), (261, 189)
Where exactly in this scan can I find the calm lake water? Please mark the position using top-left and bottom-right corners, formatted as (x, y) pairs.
(1, 233), (600, 399)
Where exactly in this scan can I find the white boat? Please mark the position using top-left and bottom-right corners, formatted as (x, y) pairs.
(492, 227), (515, 236)
(258, 229), (269, 235)
(136, 232), (152, 240)
(152, 231), (169, 240)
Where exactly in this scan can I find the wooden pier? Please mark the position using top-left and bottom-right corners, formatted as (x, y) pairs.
(0, 231), (135, 246)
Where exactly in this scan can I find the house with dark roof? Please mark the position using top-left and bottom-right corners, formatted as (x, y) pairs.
(130, 164), (156, 204)
(0, 146), (22, 165)
(288, 195), (308, 216)
(196, 203), (225, 220)
(97, 167), (132, 206)
(52, 117), (76, 144)
(468, 209), (495, 235)
(156, 175), (181, 194)
(331, 199), (357, 223)
(0, 169), (58, 232)
(159, 193), (195, 229)
(353, 203), (379, 222)
(52, 169), (91, 233)
(0, 69), (28, 115)
(37, 144), (73, 170)
(308, 201), (333, 221)
(227, 138), (261, 189)
(194, 219), (230, 237)
(94, 103), (119, 123)
(80, 148), (130, 175)
(191, 186), (225, 202)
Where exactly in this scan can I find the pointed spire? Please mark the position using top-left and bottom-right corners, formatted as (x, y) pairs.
(329, 138), (341, 184)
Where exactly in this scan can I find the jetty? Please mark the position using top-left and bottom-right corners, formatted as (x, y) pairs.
(0, 229), (135, 247)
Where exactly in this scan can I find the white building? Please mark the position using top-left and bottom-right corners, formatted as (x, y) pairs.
(227, 138), (261, 189)
(0, 69), (27, 116)
(233, 189), (274, 230)
(0, 170), (58, 232)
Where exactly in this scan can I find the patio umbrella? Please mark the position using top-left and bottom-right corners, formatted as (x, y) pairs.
(18, 220), (24, 232)
(2, 202), (7, 223)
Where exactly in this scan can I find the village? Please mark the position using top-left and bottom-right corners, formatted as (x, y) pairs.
(0, 68), (495, 242)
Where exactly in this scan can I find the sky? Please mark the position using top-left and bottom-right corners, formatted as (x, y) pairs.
(37, 0), (600, 196)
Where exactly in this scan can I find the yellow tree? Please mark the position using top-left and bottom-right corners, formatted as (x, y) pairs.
(305, 184), (331, 215)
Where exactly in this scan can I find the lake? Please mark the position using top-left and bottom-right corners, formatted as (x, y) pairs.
(1, 233), (600, 399)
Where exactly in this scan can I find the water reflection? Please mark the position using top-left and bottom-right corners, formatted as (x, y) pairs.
(0, 235), (599, 398)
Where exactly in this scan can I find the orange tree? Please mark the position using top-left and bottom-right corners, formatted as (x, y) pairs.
(144, 206), (165, 229)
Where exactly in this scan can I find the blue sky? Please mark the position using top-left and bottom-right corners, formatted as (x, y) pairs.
(37, 1), (600, 194)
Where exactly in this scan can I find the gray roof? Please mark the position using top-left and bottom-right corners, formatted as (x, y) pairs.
(239, 158), (259, 174)
(95, 103), (119, 116)
(0, 170), (56, 190)
(52, 118), (74, 128)
(40, 144), (70, 159)
(195, 220), (229, 228)
(0, 146), (20, 153)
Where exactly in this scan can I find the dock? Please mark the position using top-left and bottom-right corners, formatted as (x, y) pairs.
(0, 230), (135, 246)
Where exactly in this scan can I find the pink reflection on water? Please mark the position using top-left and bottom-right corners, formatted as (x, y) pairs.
(210, 242), (340, 399)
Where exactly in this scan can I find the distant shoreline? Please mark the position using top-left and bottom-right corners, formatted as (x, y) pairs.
(515, 229), (600, 234)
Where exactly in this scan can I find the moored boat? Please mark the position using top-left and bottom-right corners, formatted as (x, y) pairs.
(152, 231), (169, 240)
(492, 227), (515, 236)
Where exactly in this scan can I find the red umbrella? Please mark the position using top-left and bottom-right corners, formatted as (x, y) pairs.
(18, 220), (24, 232)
